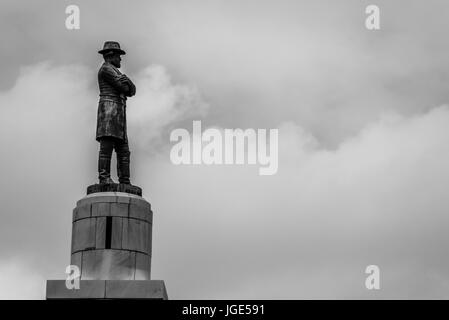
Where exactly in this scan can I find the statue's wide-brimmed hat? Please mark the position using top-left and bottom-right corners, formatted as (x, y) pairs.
(98, 41), (126, 55)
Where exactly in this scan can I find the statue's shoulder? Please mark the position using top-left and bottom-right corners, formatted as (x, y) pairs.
(99, 62), (119, 77)
(98, 62), (107, 76)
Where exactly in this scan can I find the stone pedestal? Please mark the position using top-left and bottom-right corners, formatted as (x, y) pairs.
(46, 184), (168, 300)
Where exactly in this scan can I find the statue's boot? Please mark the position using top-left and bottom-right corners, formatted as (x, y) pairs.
(117, 154), (131, 185)
(98, 156), (115, 184)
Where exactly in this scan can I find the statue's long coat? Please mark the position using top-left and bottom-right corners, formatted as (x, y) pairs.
(96, 62), (136, 142)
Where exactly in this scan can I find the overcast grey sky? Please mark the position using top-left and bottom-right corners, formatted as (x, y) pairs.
(1, 0), (449, 299)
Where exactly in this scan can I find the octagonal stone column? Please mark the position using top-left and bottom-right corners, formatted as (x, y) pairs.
(71, 191), (152, 280)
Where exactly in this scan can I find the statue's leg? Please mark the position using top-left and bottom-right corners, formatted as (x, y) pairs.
(116, 138), (131, 185)
(98, 137), (115, 184)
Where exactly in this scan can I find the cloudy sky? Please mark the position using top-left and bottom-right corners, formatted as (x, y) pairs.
(1, 0), (449, 299)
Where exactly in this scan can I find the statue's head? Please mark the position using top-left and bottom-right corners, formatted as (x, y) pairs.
(98, 41), (126, 68)
(103, 52), (122, 68)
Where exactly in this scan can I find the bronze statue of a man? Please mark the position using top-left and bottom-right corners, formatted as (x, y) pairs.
(96, 41), (136, 185)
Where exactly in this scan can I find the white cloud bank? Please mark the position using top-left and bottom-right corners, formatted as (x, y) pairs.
(128, 64), (209, 152)
(149, 105), (449, 299)
(0, 258), (45, 299)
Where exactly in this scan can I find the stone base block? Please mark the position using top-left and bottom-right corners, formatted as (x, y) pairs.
(46, 280), (168, 300)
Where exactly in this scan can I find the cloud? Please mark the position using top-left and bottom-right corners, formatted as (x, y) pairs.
(149, 105), (449, 299)
(128, 64), (209, 152)
(0, 258), (45, 299)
